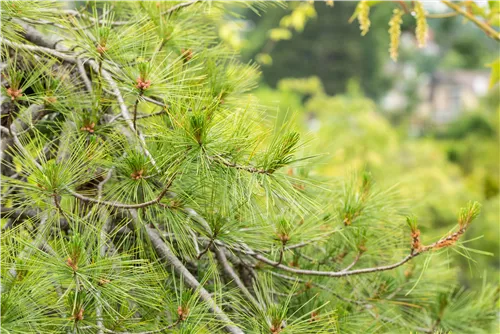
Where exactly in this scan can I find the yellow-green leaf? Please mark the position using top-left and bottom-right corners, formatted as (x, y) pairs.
(489, 0), (500, 12)
(488, 12), (500, 27)
(486, 58), (500, 89)
(269, 28), (292, 41)
(348, 1), (381, 23)
(256, 53), (272, 66)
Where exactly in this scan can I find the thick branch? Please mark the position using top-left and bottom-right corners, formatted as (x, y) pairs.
(145, 226), (244, 334)
(1, 37), (76, 63)
(213, 245), (262, 311)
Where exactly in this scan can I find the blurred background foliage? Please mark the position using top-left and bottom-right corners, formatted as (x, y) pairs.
(225, 0), (499, 289)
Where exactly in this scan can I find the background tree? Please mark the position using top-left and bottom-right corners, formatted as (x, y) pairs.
(1, 1), (498, 334)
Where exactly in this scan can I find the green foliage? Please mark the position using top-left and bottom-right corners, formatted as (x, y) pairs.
(0, 1), (498, 334)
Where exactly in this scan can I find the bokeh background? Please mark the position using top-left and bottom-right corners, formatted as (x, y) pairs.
(220, 1), (499, 289)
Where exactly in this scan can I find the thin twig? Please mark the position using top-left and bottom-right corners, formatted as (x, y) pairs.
(112, 110), (167, 122)
(61, 9), (129, 26)
(208, 155), (270, 175)
(274, 246), (284, 267)
(142, 96), (168, 108)
(340, 252), (362, 272)
(197, 239), (214, 259)
(266, 270), (364, 305)
(395, 1), (410, 14)
(252, 252), (419, 278)
(426, 12), (458, 19)
(441, 0), (500, 41)
(162, 0), (199, 15)
(69, 174), (176, 209)
(76, 58), (92, 92)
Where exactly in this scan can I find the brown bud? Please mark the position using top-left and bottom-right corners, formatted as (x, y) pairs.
(130, 169), (144, 180)
(6, 87), (22, 100)
(278, 233), (290, 244)
(80, 122), (96, 133)
(98, 278), (111, 286)
(66, 257), (78, 271)
(181, 48), (193, 62)
(96, 44), (107, 54)
(135, 77), (151, 90)
(177, 305), (189, 321)
(45, 96), (57, 104)
(74, 308), (84, 321)
(310, 311), (319, 322)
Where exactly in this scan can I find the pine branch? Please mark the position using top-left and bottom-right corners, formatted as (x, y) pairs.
(251, 251), (420, 278)
(144, 224), (244, 334)
(69, 174), (175, 209)
(208, 155), (271, 175)
(7, 23), (160, 172)
(213, 245), (262, 311)
(86, 59), (160, 171)
(0, 37), (76, 63)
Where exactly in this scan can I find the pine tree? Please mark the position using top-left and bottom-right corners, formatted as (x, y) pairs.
(1, 1), (498, 333)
